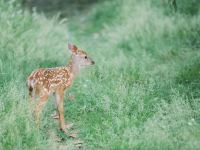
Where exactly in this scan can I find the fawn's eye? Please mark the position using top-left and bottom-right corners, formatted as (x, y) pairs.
(84, 56), (87, 59)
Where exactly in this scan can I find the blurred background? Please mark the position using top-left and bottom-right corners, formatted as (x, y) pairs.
(0, 0), (200, 149)
(22, 0), (101, 16)
(22, 0), (200, 15)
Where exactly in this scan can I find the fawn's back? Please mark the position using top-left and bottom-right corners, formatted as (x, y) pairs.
(28, 66), (73, 96)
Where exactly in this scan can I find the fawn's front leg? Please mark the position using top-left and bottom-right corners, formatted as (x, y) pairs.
(56, 88), (66, 131)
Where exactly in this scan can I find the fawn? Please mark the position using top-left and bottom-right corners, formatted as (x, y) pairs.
(27, 43), (95, 132)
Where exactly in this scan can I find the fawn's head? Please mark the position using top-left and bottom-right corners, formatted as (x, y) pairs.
(68, 43), (95, 66)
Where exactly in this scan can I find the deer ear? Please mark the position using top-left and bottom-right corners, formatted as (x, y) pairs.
(68, 43), (78, 54)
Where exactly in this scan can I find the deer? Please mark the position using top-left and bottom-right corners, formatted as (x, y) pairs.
(27, 43), (95, 133)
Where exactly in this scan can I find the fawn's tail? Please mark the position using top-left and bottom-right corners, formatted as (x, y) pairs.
(27, 78), (35, 99)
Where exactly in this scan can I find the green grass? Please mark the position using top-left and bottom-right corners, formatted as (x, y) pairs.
(0, 0), (200, 149)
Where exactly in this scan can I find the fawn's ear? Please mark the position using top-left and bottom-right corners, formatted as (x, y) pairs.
(68, 43), (78, 54)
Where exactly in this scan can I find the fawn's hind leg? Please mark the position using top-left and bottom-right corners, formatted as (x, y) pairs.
(51, 93), (59, 119)
(34, 94), (49, 125)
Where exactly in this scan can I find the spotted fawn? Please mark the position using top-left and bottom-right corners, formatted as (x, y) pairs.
(27, 43), (95, 132)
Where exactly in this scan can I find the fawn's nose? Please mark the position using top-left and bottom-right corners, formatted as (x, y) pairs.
(91, 60), (95, 65)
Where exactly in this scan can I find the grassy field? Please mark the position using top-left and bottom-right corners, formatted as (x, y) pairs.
(0, 0), (200, 149)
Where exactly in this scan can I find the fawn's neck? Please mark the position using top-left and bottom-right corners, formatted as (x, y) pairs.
(66, 55), (80, 77)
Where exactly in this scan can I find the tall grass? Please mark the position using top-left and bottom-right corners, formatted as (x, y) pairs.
(0, 0), (200, 149)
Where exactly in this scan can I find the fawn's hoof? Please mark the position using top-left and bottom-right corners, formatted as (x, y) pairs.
(60, 128), (68, 134)
(60, 123), (74, 134)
